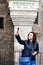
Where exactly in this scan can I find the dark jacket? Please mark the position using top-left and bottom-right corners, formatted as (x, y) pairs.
(15, 34), (39, 60)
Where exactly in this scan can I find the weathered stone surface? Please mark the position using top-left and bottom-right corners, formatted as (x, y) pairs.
(0, 2), (14, 65)
(32, 1), (43, 65)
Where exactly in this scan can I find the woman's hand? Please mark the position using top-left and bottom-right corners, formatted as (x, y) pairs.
(15, 28), (19, 36)
(32, 51), (37, 56)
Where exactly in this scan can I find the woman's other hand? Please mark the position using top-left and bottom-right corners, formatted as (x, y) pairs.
(32, 51), (37, 56)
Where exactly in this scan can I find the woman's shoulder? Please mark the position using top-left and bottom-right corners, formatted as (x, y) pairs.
(35, 41), (39, 45)
(36, 41), (38, 44)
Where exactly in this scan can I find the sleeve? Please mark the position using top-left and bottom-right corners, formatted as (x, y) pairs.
(35, 42), (39, 55)
(15, 34), (25, 45)
(32, 42), (39, 55)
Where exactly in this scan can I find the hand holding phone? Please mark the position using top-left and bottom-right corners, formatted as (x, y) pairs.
(16, 27), (19, 36)
(17, 28), (19, 33)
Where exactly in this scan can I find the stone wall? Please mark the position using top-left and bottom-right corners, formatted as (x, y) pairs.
(32, 1), (43, 52)
(32, 1), (43, 65)
(0, 2), (14, 65)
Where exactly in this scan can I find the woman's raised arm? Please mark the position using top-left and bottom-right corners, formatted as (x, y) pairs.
(15, 28), (25, 45)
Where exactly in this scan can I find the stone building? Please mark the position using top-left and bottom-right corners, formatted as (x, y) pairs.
(0, 0), (43, 65)
(0, 0), (14, 65)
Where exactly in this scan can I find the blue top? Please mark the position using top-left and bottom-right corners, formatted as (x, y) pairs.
(15, 35), (39, 60)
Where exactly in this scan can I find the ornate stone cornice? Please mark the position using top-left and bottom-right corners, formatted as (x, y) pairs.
(9, 1), (39, 10)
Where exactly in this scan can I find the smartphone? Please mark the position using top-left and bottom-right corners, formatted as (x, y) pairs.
(17, 28), (19, 31)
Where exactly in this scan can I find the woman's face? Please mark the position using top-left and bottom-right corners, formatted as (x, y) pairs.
(28, 33), (33, 40)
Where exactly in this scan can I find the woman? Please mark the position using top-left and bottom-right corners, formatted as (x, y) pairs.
(15, 28), (39, 65)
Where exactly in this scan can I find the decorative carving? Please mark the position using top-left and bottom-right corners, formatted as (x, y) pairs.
(9, 1), (38, 10)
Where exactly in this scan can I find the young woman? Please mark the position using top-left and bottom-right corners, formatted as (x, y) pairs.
(15, 28), (39, 65)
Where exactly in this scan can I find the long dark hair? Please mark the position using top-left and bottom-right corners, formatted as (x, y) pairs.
(28, 32), (36, 43)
